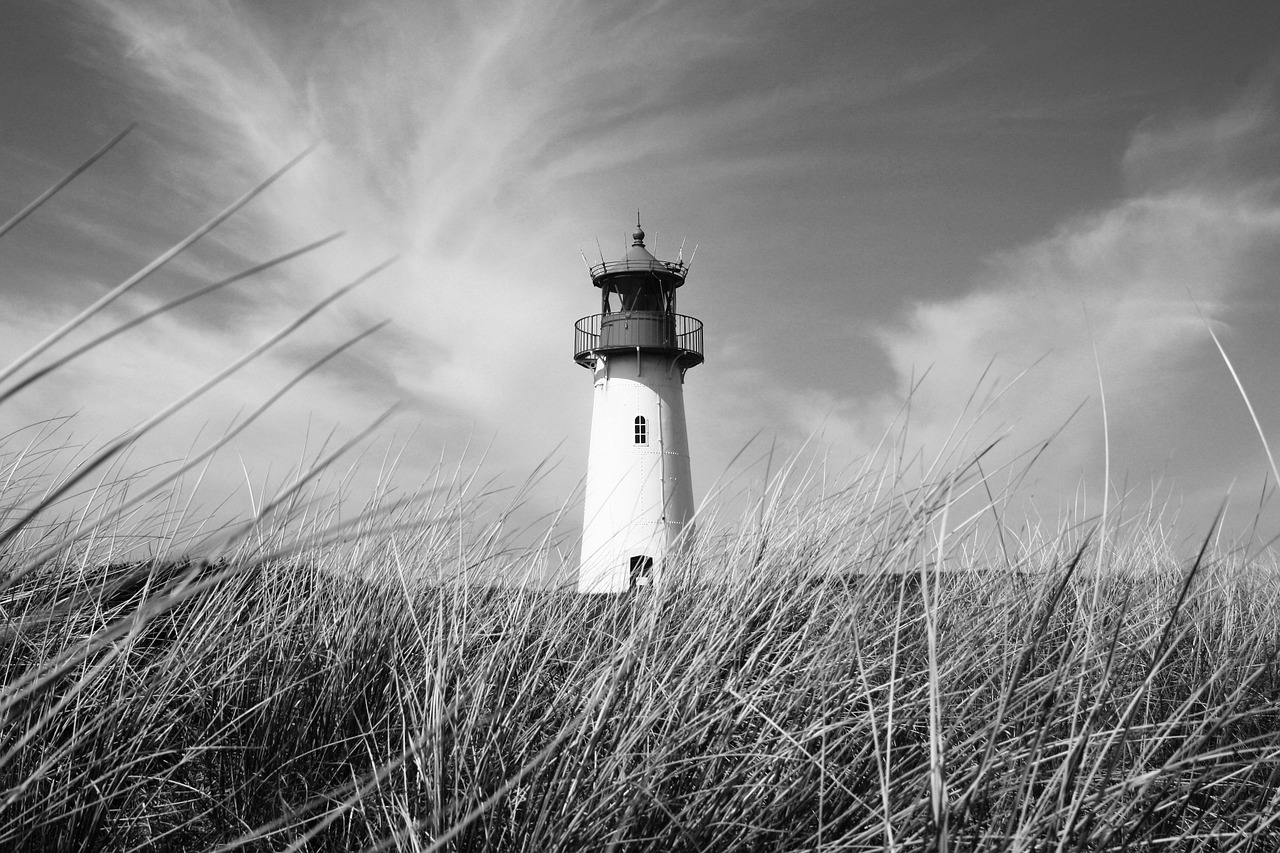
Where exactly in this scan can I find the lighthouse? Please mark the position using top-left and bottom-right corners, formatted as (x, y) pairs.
(573, 220), (704, 593)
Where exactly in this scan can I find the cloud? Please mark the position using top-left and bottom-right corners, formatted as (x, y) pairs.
(842, 90), (1280, 544)
(32, 0), (807, 536)
(1122, 68), (1280, 196)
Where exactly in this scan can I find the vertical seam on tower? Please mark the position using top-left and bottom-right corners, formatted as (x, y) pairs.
(658, 389), (667, 524)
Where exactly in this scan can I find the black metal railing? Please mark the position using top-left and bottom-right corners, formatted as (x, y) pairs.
(574, 312), (703, 368)
(588, 257), (688, 279)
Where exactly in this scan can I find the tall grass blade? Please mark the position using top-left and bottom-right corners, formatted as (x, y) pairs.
(0, 145), (314, 388)
(0, 124), (134, 240)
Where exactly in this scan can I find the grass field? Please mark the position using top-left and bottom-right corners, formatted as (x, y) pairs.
(4, 463), (1280, 852)
(5, 137), (1280, 852)
(7, 407), (1280, 850)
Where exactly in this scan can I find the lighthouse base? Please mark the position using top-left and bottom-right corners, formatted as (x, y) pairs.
(579, 515), (691, 594)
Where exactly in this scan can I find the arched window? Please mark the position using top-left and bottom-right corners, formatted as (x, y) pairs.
(634, 415), (647, 444)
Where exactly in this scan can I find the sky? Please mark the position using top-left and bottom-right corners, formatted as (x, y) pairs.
(2, 0), (1279, 565)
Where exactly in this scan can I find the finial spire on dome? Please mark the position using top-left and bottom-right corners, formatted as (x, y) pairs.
(632, 210), (645, 246)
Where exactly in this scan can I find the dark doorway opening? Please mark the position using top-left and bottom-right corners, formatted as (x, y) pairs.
(629, 555), (654, 588)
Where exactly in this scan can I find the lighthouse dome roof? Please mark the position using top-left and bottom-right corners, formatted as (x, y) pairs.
(588, 219), (688, 286)
(624, 240), (657, 264)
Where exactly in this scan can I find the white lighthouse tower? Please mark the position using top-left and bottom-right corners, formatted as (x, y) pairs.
(573, 220), (704, 594)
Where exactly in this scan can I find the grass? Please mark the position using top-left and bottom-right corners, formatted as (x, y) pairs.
(4, 132), (1280, 851)
(6, 500), (1280, 852)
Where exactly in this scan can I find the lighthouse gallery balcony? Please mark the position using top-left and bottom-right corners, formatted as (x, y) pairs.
(574, 311), (704, 369)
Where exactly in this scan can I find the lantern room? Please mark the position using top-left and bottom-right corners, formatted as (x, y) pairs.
(573, 224), (703, 370)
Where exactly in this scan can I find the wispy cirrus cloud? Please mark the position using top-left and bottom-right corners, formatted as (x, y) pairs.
(20, 0), (833, 525)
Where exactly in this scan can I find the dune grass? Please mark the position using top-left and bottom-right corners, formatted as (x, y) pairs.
(4, 132), (1280, 851)
(5, 475), (1280, 852)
